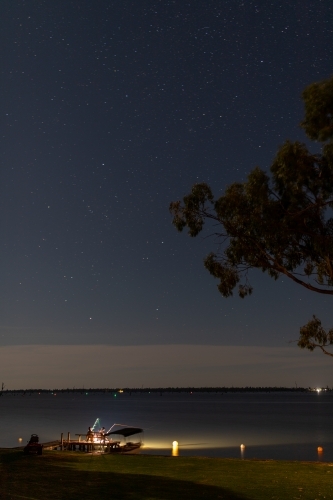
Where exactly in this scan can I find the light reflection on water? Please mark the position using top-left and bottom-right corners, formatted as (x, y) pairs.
(1, 391), (333, 461)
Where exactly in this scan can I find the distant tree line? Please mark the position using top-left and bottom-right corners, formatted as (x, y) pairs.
(0, 386), (328, 394)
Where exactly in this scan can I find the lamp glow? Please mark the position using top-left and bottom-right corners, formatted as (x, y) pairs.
(172, 441), (179, 457)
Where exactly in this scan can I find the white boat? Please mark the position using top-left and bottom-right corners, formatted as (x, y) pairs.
(91, 419), (143, 453)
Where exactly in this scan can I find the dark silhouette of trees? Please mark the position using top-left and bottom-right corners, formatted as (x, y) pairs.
(170, 76), (333, 356)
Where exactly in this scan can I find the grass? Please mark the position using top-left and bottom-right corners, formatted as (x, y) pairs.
(1, 449), (333, 499)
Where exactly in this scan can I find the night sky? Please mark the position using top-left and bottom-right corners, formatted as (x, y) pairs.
(1, 1), (333, 388)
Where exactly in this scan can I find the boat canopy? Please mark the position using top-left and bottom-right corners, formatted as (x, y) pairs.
(105, 427), (143, 438)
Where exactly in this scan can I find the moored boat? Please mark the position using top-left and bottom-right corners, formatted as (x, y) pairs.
(105, 426), (143, 453)
(90, 420), (143, 453)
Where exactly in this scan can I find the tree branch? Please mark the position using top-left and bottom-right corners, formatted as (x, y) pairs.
(317, 345), (333, 357)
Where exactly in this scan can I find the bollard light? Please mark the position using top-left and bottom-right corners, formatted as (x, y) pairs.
(172, 441), (179, 457)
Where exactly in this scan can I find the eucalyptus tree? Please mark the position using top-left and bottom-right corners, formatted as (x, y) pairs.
(170, 76), (333, 356)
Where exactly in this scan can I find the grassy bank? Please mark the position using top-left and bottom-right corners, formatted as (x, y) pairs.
(1, 449), (332, 499)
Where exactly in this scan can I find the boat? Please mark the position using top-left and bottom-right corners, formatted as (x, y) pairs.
(91, 419), (143, 453)
(105, 426), (143, 453)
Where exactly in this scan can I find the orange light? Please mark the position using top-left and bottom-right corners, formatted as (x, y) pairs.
(172, 441), (179, 457)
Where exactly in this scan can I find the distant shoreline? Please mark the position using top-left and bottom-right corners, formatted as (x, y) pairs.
(0, 386), (330, 394)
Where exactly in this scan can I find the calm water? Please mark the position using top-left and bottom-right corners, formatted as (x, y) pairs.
(1, 391), (333, 461)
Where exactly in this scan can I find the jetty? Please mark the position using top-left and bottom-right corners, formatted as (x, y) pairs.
(41, 433), (121, 452)
(42, 428), (143, 453)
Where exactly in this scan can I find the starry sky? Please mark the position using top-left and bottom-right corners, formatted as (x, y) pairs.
(1, 1), (333, 387)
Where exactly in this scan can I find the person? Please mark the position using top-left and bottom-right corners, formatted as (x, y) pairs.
(86, 427), (94, 442)
(99, 426), (106, 443)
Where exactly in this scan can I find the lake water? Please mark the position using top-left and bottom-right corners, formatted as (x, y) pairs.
(1, 391), (333, 462)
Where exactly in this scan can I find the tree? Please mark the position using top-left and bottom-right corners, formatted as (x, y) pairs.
(170, 75), (333, 356)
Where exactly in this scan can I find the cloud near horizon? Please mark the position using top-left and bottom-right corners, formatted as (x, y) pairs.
(1, 344), (332, 389)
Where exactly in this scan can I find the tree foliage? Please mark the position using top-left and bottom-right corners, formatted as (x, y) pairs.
(170, 75), (333, 355)
(298, 315), (333, 358)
